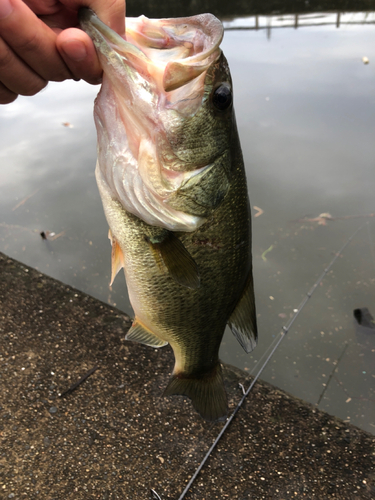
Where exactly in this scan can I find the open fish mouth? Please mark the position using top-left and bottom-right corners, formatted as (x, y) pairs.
(79, 8), (223, 94)
(79, 9), (230, 232)
(79, 8), (224, 129)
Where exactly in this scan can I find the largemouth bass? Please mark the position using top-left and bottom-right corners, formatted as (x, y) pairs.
(79, 8), (257, 421)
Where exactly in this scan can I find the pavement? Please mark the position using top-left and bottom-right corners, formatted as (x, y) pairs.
(0, 252), (374, 499)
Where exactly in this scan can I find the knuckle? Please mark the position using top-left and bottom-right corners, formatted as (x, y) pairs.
(52, 70), (70, 83)
(52, 58), (76, 82)
(0, 86), (18, 104)
(21, 79), (48, 96)
(0, 96), (18, 104)
(12, 30), (41, 54)
(0, 45), (14, 70)
(67, 66), (100, 85)
(85, 76), (102, 86)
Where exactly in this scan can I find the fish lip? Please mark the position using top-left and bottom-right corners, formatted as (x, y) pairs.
(79, 7), (127, 49)
(79, 8), (149, 66)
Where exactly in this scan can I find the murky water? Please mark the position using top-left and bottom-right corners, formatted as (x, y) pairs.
(1, 10), (374, 434)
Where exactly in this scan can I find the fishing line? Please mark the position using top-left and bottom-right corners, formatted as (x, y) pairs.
(248, 328), (283, 377)
(174, 221), (367, 500)
(366, 221), (375, 273)
(316, 343), (348, 406)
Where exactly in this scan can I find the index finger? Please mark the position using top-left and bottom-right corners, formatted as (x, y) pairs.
(60, 0), (125, 36)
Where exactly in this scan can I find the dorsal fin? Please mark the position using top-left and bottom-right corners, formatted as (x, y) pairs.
(228, 271), (258, 353)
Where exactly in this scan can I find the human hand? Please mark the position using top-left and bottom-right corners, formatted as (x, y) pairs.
(0, 0), (125, 104)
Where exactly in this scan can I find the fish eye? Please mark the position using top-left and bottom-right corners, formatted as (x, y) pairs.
(212, 84), (232, 111)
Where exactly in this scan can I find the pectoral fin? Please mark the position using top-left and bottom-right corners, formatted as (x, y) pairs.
(108, 229), (125, 286)
(126, 320), (168, 348)
(228, 272), (258, 353)
(147, 231), (200, 290)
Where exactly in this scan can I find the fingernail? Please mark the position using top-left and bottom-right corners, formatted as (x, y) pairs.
(61, 39), (87, 62)
(0, 0), (13, 19)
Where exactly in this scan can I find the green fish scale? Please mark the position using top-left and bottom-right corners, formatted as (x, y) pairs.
(119, 128), (251, 377)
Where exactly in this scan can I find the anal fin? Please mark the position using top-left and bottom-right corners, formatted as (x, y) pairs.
(228, 271), (258, 353)
(126, 320), (168, 348)
(147, 231), (200, 290)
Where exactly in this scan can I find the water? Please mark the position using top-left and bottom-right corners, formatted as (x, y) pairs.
(1, 11), (374, 434)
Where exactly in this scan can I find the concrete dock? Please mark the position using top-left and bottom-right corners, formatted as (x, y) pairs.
(0, 252), (374, 499)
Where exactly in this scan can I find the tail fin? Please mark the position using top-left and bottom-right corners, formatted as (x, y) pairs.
(163, 363), (228, 422)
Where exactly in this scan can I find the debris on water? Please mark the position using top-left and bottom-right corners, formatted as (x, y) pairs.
(353, 308), (375, 329)
(261, 244), (274, 261)
(253, 206), (264, 217)
(11, 188), (40, 211)
(362, 56), (369, 64)
(40, 230), (65, 241)
(0, 222), (38, 235)
(62, 122), (74, 128)
(293, 211), (375, 225)
(297, 213), (333, 225)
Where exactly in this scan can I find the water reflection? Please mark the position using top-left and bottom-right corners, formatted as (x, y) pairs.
(224, 12), (375, 32)
(1, 12), (375, 433)
(125, 0), (375, 18)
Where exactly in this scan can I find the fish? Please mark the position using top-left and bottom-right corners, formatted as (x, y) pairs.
(79, 8), (257, 421)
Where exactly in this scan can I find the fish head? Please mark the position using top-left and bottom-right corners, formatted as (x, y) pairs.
(80, 9), (235, 231)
